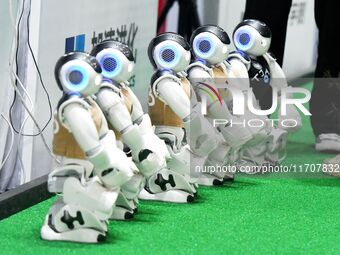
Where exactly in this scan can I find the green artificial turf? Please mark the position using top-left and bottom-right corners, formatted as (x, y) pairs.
(0, 83), (339, 255)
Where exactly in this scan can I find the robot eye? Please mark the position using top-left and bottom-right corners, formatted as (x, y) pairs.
(161, 48), (176, 63)
(68, 70), (84, 85)
(103, 57), (118, 72)
(198, 39), (212, 53)
(239, 33), (251, 46)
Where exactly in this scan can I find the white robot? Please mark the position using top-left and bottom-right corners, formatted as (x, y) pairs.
(148, 32), (236, 186)
(90, 40), (196, 203)
(227, 20), (302, 166)
(41, 52), (143, 243)
(186, 25), (271, 170)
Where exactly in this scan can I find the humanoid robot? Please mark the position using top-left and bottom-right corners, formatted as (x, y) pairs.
(148, 32), (236, 186)
(90, 40), (196, 203)
(186, 25), (271, 168)
(228, 19), (302, 166)
(41, 52), (143, 243)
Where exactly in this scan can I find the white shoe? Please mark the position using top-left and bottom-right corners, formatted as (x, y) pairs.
(316, 134), (340, 153)
(197, 173), (224, 186)
(110, 206), (134, 220)
(41, 216), (106, 243)
(323, 155), (340, 177)
(138, 189), (195, 203)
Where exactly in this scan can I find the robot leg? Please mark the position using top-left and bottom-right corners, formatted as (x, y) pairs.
(155, 126), (204, 184)
(198, 140), (239, 186)
(41, 176), (119, 243)
(123, 125), (196, 203)
(111, 173), (144, 220)
(48, 157), (94, 193)
(239, 137), (272, 174)
(265, 128), (288, 165)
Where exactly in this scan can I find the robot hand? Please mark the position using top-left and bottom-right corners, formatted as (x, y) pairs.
(183, 109), (220, 157)
(61, 100), (136, 189)
(88, 130), (137, 189)
(277, 103), (302, 133)
(121, 124), (167, 178)
(262, 53), (302, 132)
(95, 86), (168, 178)
(137, 114), (171, 161)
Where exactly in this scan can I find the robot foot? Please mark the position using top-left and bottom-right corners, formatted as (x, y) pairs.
(223, 173), (235, 183)
(138, 188), (195, 203)
(41, 215), (106, 243)
(110, 206), (134, 221)
(197, 174), (224, 186)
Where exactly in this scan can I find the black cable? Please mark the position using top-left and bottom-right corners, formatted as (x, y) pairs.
(26, 0), (53, 134)
(9, 0), (53, 136)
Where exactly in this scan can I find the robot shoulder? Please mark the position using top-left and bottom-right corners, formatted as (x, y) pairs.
(186, 60), (211, 75)
(229, 50), (251, 62)
(57, 92), (91, 125)
(267, 51), (276, 60)
(263, 51), (277, 64)
(150, 69), (183, 99)
(228, 50), (251, 69)
(99, 81), (121, 94)
(150, 69), (177, 86)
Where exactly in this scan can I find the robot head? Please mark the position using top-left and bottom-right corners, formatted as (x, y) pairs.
(55, 52), (102, 97)
(190, 25), (231, 65)
(90, 40), (135, 83)
(233, 19), (272, 56)
(148, 32), (191, 73)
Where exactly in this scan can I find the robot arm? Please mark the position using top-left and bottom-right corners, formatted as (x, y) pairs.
(187, 63), (253, 149)
(228, 58), (251, 90)
(63, 103), (102, 152)
(155, 75), (191, 119)
(154, 74), (219, 156)
(96, 87), (168, 177)
(263, 53), (302, 132)
(227, 52), (253, 93)
(122, 86), (145, 123)
(96, 87), (135, 133)
(187, 63), (234, 119)
(263, 53), (288, 89)
(121, 86), (171, 160)
(62, 100), (133, 189)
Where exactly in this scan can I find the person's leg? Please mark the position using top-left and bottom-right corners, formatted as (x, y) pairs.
(244, 0), (292, 66)
(311, 0), (340, 152)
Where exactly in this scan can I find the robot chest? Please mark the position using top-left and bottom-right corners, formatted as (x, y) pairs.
(248, 59), (271, 84)
(120, 88), (133, 114)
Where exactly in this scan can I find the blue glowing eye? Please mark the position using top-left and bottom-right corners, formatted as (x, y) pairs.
(198, 40), (211, 53)
(69, 70), (83, 85)
(161, 49), (175, 63)
(103, 57), (117, 72)
(239, 33), (251, 46)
